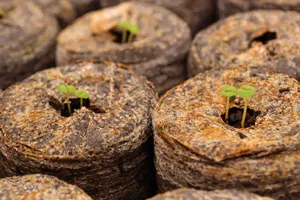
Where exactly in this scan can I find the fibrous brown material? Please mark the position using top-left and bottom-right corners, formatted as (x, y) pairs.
(0, 0), (59, 89)
(148, 188), (274, 200)
(70, 0), (99, 17)
(32, 0), (76, 25)
(188, 10), (300, 81)
(0, 62), (158, 200)
(218, 0), (300, 18)
(100, 0), (216, 34)
(0, 174), (92, 200)
(56, 1), (191, 94)
(153, 65), (300, 200)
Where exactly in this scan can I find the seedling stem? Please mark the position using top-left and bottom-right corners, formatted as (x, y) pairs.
(237, 85), (256, 128)
(221, 86), (237, 123)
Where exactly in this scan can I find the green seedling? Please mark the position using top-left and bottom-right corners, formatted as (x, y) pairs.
(237, 85), (256, 128)
(58, 84), (76, 115)
(117, 21), (140, 43)
(0, 8), (4, 18)
(221, 86), (237, 123)
(75, 89), (89, 108)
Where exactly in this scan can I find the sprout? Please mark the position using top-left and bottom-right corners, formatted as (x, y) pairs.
(0, 8), (4, 18)
(117, 21), (140, 43)
(75, 89), (89, 108)
(58, 84), (76, 115)
(237, 85), (256, 128)
(221, 86), (237, 123)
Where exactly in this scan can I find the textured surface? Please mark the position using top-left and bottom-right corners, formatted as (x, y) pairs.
(153, 65), (300, 199)
(70, 0), (99, 16)
(100, 0), (216, 34)
(148, 188), (274, 200)
(0, 174), (92, 200)
(0, 62), (158, 200)
(188, 10), (300, 80)
(0, 0), (59, 89)
(57, 1), (191, 94)
(218, 0), (300, 18)
(32, 0), (76, 25)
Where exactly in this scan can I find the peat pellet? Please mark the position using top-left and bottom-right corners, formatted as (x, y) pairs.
(218, 0), (300, 18)
(32, 0), (76, 25)
(153, 65), (300, 199)
(99, 0), (216, 34)
(148, 188), (274, 200)
(0, 62), (158, 200)
(70, 0), (99, 17)
(0, 174), (92, 200)
(56, 2), (191, 94)
(0, 0), (59, 89)
(188, 10), (300, 80)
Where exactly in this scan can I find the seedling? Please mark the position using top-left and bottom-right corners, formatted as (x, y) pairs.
(75, 89), (89, 108)
(117, 21), (140, 43)
(57, 84), (76, 115)
(221, 86), (237, 123)
(237, 85), (256, 128)
(0, 8), (4, 18)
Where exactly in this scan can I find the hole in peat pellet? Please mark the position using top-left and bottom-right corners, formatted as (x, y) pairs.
(249, 31), (277, 47)
(221, 107), (261, 128)
(109, 28), (136, 44)
(49, 97), (106, 117)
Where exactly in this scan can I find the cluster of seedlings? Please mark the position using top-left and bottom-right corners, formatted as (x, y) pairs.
(113, 21), (140, 43)
(221, 85), (256, 128)
(57, 84), (89, 116)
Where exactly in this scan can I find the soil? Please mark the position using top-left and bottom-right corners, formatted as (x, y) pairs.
(56, 1), (191, 94)
(148, 188), (274, 200)
(153, 65), (300, 199)
(0, 61), (158, 200)
(0, 0), (59, 90)
(70, 0), (99, 17)
(188, 10), (300, 81)
(218, 0), (300, 18)
(100, 0), (217, 35)
(0, 174), (92, 200)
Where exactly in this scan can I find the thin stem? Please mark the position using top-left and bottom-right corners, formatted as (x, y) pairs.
(122, 29), (127, 43)
(225, 97), (230, 123)
(241, 98), (248, 128)
(128, 33), (134, 43)
(66, 94), (71, 116)
(80, 98), (83, 108)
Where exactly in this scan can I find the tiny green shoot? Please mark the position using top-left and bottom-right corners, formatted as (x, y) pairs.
(117, 21), (140, 43)
(0, 8), (4, 18)
(237, 85), (256, 128)
(58, 84), (76, 115)
(221, 86), (237, 123)
(75, 89), (89, 108)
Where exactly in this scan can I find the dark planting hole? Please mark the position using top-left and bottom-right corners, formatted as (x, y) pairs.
(249, 31), (277, 47)
(49, 97), (106, 117)
(221, 107), (261, 128)
(109, 28), (136, 44)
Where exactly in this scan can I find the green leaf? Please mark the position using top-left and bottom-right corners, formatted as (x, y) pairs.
(75, 89), (89, 99)
(237, 89), (253, 98)
(117, 21), (131, 30)
(0, 8), (3, 18)
(66, 85), (76, 94)
(241, 85), (256, 93)
(58, 84), (68, 94)
(129, 24), (140, 34)
(221, 86), (237, 97)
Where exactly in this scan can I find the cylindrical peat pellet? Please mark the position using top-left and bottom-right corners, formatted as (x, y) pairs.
(188, 10), (300, 80)
(32, 0), (76, 25)
(148, 188), (274, 200)
(0, 174), (92, 200)
(99, 0), (216, 34)
(218, 0), (300, 18)
(153, 65), (300, 199)
(0, 61), (158, 200)
(56, 2), (191, 94)
(0, 0), (59, 89)
(70, 0), (99, 17)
